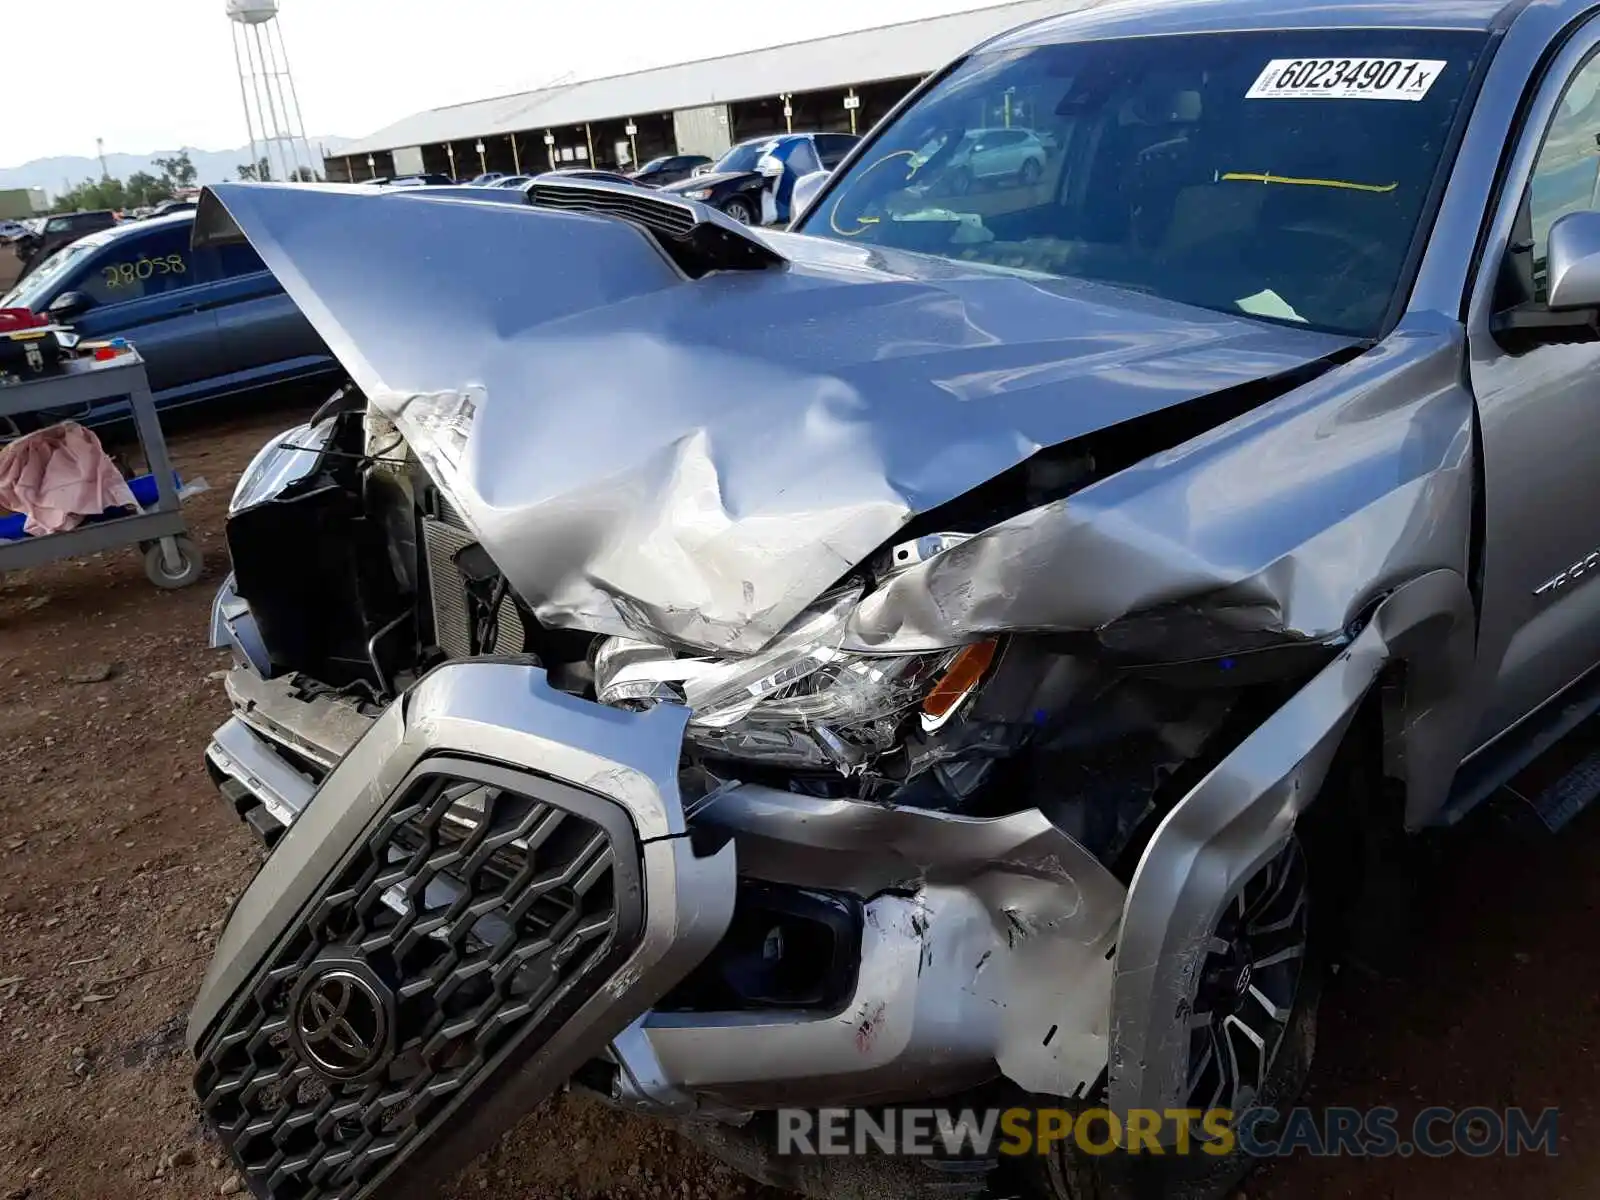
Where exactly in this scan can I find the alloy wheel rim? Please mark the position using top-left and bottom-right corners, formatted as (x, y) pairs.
(1186, 838), (1308, 1114)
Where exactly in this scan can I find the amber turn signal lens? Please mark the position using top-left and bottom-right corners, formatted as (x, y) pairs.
(922, 639), (998, 720)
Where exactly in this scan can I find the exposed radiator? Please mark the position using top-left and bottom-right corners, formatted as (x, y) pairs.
(421, 499), (525, 658)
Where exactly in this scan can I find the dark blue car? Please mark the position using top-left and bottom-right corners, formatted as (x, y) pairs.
(0, 211), (336, 423)
(658, 132), (860, 224)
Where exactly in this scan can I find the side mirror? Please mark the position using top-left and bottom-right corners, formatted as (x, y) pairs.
(1546, 209), (1600, 311)
(789, 170), (832, 225)
(757, 154), (785, 181)
(1491, 208), (1600, 350)
(47, 291), (91, 321)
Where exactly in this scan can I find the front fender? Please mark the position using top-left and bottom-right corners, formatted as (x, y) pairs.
(1109, 568), (1476, 1125)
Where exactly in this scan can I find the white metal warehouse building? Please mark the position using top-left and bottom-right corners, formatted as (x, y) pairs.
(325, 0), (1073, 181)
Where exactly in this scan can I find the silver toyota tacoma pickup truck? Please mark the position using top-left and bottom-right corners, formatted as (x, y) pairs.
(187, 0), (1600, 1196)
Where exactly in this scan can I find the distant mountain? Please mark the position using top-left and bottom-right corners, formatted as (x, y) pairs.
(0, 137), (355, 198)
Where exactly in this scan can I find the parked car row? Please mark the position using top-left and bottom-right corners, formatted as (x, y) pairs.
(366, 133), (862, 225)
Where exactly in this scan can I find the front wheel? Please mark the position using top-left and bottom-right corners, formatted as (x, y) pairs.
(1019, 157), (1043, 186)
(722, 196), (756, 224)
(1029, 837), (1318, 1200)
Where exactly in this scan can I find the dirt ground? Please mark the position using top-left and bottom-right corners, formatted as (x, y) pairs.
(1, 395), (1598, 1200)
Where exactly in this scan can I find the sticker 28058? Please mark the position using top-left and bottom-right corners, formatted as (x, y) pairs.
(1246, 58), (1447, 101)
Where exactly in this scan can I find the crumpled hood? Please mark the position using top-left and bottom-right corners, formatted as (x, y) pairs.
(196, 182), (1357, 654)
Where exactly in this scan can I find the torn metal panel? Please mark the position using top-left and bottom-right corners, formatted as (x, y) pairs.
(627, 878), (1117, 1107)
(846, 315), (1477, 656)
(1109, 569), (1476, 1129)
(220, 665), (374, 773)
(694, 781), (1124, 909)
(689, 784), (1124, 1097)
(196, 181), (1356, 656)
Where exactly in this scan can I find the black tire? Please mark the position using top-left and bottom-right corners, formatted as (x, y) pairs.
(143, 535), (204, 589)
(722, 196), (757, 224)
(1019, 157), (1043, 185)
(1026, 837), (1319, 1200)
(949, 166), (974, 196)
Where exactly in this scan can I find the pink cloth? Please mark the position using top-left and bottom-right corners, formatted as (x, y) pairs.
(0, 421), (137, 536)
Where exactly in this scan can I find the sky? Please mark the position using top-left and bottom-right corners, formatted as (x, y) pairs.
(4, 0), (1015, 167)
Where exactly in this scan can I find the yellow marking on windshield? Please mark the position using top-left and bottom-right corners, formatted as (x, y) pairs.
(831, 150), (916, 237)
(1220, 171), (1399, 194)
(832, 214), (883, 236)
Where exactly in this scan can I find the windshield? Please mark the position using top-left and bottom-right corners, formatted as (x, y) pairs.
(714, 140), (777, 174)
(799, 30), (1485, 336)
(0, 240), (97, 311)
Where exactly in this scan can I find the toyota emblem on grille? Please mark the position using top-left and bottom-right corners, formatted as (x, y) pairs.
(289, 961), (395, 1081)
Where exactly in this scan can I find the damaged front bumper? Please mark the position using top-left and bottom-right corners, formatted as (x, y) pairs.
(195, 568), (1476, 1200)
(193, 658), (1125, 1198)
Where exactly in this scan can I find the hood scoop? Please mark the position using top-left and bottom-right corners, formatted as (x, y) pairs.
(526, 178), (786, 278)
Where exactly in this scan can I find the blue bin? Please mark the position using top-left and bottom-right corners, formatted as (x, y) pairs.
(0, 470), (182, 541)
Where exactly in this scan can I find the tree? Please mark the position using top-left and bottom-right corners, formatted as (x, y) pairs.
(54, 177), (128, 211)
(125, 171), (172, 207)
(237, 161), (319, 183)
(51, 166), (177, 213)
(153, 150), (197, 190)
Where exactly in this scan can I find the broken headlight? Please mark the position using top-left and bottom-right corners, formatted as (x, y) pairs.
(593, 586), (996, 772)
(229, 419), (331, 514)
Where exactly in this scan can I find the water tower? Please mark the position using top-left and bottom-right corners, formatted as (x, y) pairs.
(226, 0), (317, 182)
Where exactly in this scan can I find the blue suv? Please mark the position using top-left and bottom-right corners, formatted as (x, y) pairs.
(0, 211), (336, 424)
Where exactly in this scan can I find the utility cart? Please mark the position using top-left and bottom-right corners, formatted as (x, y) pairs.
(0, 344), (203, 588)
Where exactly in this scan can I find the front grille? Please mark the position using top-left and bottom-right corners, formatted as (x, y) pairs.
(527, 181), (696, 238)
(194, 760), (643, 1200)
(421, 500), (525, 659)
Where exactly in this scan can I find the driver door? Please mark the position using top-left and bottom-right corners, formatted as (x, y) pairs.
(61, 225), (222, 400)
(1468, 30), (1600, 745)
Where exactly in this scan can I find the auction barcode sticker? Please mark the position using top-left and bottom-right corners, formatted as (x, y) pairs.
(1246, 58), (1447, 101)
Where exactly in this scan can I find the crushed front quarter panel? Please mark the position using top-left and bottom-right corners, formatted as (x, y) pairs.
(844, 314), (1479, 827)
(846, 315), (1475, 657)
(1111, 568), (1477, 1126)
